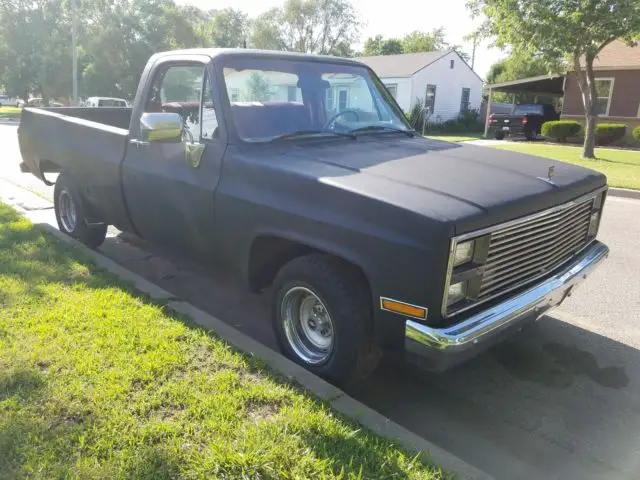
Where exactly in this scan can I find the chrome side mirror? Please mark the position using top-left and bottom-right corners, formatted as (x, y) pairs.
(140, 112), (183, 142)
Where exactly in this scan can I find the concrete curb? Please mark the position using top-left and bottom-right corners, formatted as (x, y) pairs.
(1, 180), (492, 480)
(608, 187), (640, 200)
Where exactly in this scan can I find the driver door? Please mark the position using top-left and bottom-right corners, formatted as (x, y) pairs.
(121, 58), (225, 258)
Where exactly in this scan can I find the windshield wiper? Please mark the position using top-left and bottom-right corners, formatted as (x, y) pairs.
(349, 125), (415, 137)
(268, 130), (356, 142)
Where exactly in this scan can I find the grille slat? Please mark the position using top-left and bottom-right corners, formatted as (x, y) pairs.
(482, 225), (590, 281)
(485, 217), (591, 267)
(489, 204), (591, 249)
(478, 196), (594, 300)
(480, 232), (588, 294)
(490, 201), (591, 240)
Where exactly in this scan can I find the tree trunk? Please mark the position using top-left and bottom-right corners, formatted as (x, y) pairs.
(573, 54), (597, 159)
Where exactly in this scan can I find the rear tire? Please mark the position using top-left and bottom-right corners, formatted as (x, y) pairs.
(525, 127), (537, 141)
(54, 172), (107, 248)
(494, 131), (505, 140)
(271, 254), (380, 385)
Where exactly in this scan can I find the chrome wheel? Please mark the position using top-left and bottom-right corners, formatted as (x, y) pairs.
(281, 286), (334, 364)
(58, 189), (77, 233)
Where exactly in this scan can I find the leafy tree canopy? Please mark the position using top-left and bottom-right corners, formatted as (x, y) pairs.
(468, 0), (640, 158)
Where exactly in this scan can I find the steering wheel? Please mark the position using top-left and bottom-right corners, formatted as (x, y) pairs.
(324, 109), (360, 129)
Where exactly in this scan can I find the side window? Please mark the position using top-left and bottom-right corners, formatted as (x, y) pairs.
(145, 64), (205, 140)
(201, 70), (219, 140)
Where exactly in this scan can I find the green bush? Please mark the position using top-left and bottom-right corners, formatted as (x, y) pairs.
(632, 126), (640, 143)
(541, 120), (581, 142)
(595, 123), (626, 146)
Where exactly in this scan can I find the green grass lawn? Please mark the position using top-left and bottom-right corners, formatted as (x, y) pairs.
(426, 133), (483, 143)
(0, 204), (445, 479)
(488, 142), (640, 190)
(0, 106), (21, 119)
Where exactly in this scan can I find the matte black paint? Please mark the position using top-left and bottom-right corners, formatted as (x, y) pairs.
(18, 49), (607, 351)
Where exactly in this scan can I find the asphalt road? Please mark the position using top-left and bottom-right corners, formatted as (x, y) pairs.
(2, 124), (639, 479)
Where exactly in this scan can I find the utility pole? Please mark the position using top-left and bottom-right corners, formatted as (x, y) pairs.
(71, 0), (78, 105)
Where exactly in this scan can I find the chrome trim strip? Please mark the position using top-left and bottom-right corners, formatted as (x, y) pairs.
(380, 296), (428, 321)
(409, 241), (609, 351)
(441, 186), (607, 318)
(456, 186), (607, 242)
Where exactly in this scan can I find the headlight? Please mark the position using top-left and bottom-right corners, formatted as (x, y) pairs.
(447, 281), (467, 307)
(453, 240), (475, 267)
(587, 192), (605, 240)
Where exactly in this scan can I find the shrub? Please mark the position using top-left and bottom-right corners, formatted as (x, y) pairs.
(632, 126), (640, 143)
(541, 120), (581, 142)
(407, 98), (426, 131)
(595, 123), (626, 146)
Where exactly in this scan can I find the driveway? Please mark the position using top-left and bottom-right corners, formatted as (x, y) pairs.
(2, 124), (639, 479)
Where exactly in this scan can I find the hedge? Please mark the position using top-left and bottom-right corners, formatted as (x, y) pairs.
(541, 120), (581, 142)
(595, 123), (626, 146)
(633, 126), (640, 143)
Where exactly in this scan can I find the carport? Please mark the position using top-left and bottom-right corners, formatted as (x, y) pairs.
(483, 73), (566, 137)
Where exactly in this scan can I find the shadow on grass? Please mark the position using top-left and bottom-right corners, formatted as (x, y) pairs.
(0, 205), (439, 478)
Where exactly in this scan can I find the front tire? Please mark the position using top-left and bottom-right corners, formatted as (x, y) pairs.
(272, 254), (380, 385)
(54, 172), (107, 248)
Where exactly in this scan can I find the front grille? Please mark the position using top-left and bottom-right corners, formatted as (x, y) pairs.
(478, 198), (594, 300)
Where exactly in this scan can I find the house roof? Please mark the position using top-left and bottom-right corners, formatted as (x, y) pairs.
(486, 74), (566, 95)
(580, 40), (640, 70)
(356, 50), (451, 77)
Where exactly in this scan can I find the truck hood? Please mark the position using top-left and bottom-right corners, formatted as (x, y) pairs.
(281, 136), (606, 234)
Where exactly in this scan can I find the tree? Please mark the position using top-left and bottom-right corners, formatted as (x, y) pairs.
(0, 0), (72, 103)
(362, 35), (403, 56)
(249, 0), (361, 56)
(200, 8), (249, 48)
(402, 28), (448, 53)
(244, 73), (271, 101)
(360, 28), (470, 62)
(486, 55), (563, 103)
(468, 0), (640, 159)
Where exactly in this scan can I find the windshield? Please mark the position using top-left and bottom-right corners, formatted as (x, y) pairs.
(221, 57), (411, 142)
(512, 104), (543, 115)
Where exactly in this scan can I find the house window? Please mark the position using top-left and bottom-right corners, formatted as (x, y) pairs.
(326, 88), (335, 111)
(385, 83), (398, 99)
(450, 59), (455, 69)
(594, 78), (614, 116)
(338, 88), (349, 111)
(460, 88), (471, 113)
(425, 84), (436, 114)
(287, 85), (297, 102)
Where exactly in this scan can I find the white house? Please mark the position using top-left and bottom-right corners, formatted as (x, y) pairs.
(357, 50), (484, 122)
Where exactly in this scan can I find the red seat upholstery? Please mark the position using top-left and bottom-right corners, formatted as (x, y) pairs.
(231, 102), (311, 139)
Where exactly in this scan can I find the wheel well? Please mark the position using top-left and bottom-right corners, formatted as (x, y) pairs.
(247, 236), (371, 298)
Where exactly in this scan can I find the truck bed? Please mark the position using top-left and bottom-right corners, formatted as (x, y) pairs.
(18, 107), (132, 228)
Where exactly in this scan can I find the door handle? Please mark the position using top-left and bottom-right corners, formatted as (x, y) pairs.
(130, 139), (150, 148)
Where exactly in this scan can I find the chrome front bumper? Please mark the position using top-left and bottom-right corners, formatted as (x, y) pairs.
(405, 241), (609, 371)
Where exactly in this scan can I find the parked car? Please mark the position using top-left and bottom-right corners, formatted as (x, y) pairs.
(489, 103), (559, 140)
(24, 98), (64, 108)
(0, 95), (19, 107)
(18, 49), (609, 383)
(85, 96), (130, 108)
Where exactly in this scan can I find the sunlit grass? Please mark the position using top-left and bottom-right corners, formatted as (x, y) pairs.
(489, 142), (640, 190)
(0, 203), (446, 479)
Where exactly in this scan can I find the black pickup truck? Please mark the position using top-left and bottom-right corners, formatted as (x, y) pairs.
(489, 103), (559, 140)
(18, 49), (609, 384)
